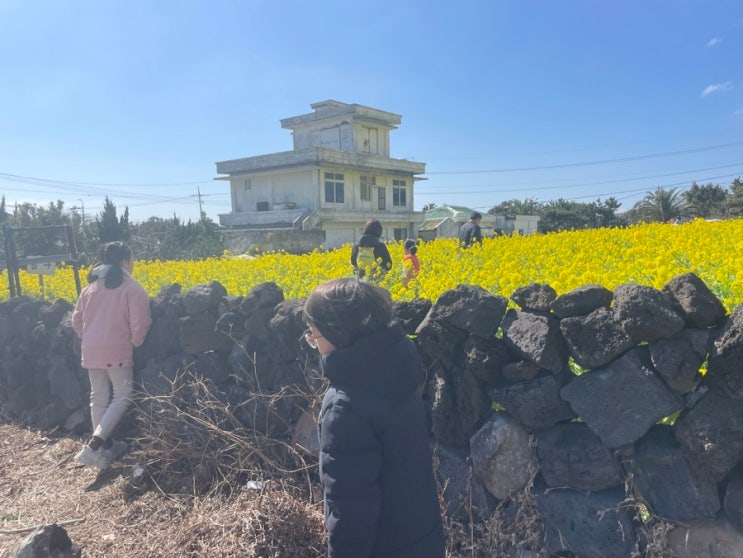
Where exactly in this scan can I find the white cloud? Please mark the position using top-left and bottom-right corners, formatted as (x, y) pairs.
(701, 81), (733, 97)
(707, 37), (723, 47)
(734, 107), (743, 116)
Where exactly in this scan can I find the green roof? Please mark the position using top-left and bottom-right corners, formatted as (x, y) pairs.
(418, 218), (451, 231)
(423, 204), (479, 219)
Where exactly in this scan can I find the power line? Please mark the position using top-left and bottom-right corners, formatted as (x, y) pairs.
(464, 172), (741, 210)
(416, 163), (743, 196)
(567, 172), (741, 200)
(3, 139), (742, 217)
(424, 141), (743, 175)
(0, 171), (211, 188)
(4, 141), (742, 191)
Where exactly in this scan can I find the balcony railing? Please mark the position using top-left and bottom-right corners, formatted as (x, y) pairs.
(218, 208), (309, 229)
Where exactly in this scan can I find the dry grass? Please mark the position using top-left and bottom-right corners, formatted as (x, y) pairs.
(0, 423), (327, 557)
(0, 363), (330, 558)
(3, 373), (671, 557)
(133, 371), (319, 498)
(438, 437), (549, 558)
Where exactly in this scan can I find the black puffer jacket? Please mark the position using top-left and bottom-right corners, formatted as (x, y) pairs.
(350, 234), (393, 275)
(318, 325), (445, 558)
(459, 220), (482, 248)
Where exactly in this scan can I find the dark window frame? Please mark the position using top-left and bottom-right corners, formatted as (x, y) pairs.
(324, 172), (345, 204)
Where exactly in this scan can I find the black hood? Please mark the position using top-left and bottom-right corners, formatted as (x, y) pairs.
(357, 233), (382, 247)
(321, 324), (422, 401)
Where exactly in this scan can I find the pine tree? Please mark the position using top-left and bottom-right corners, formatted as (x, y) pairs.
(95, 196), (131, 243)
(727, 177), (743, 217)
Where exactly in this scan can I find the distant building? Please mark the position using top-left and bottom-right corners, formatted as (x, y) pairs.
(215, 100), (425, 251)
(418, 205), (496, 241)
(495, 214), (540, 236)
(419, 204), (539, 241)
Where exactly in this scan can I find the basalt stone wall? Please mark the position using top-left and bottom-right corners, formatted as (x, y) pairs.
(1, 272), (743, 557)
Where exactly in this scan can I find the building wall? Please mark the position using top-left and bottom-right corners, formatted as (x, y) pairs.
(320, 217), (417, 249)
(290, 116), (392, 157)
(230, 169), (318, 213)
(230, 167), (416, 217)
(294, 119), (353, 151)
(352, 122), (390, 156)
(438, 219), (461, 239)
(513, 215), (540, 235)
(292, 117), (354, 151)
(323, 227), (357, 250)
(319, 169), (414, 214)
(221, 228), (326, 254)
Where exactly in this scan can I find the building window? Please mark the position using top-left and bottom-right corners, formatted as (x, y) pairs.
(377, 187), (386, 210)
(324, 172), (345, 204)
(393, 228), (408, 240)
(393, 179), (407, 207)
(244, 179), (251, 190)
(256, 201), (269, 211)
(360, 175), (374, 201)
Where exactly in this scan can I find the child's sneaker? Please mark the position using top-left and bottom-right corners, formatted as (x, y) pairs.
(74, 444), (112, 469)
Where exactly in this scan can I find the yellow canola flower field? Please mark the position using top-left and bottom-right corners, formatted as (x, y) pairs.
(2, 219), (742, 311)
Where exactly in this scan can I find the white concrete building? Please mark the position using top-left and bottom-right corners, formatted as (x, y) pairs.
(215, 100), (425, 249)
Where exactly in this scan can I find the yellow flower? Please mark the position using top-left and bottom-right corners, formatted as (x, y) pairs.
(2, 220), (741, 312)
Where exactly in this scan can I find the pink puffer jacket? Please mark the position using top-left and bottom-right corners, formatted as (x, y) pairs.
(71, 272), (152, 370)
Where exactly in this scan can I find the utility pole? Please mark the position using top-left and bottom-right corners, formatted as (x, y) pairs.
(190, 187), (210, 220)
(70, 199), (86, 235)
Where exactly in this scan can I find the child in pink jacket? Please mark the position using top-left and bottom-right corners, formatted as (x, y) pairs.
(402, 239), (420, 288)
(72, 242), (152, 469)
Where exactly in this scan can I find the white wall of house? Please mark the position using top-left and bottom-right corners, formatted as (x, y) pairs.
(230, 169), (318, 213)
(321, 218), (416, 249)
(319, 170), (414, 213)
(292, 119), (350, 151)
(513, 215), (540, 235)
(290, 120), (393, 157)
(352, 123), (390, 156)
(492, 214), (540, 235)
(229, 168), (416, 216)
(323, 227), (357, 250)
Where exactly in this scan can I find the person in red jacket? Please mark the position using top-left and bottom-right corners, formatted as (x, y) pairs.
(71, 242), (152, 469)
(402, 238), (420, 288)
(303, 278), (445, 558)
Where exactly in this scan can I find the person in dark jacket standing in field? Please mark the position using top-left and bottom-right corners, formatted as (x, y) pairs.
(350, 218), (393, 279)
(459, 211), (483, 248)
(303, 278), (445, 558)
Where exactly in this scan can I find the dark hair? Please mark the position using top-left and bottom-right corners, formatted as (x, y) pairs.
(362, 218), (383, 237)
(404, 239), (418, 255)
(303, 278), (392, 349)
(470, 212), (482, 221)
(87, 241), (132, 289)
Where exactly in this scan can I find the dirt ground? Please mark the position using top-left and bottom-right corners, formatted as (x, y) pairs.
(1, 420), (559, 557)
(0, 423), (326, 557)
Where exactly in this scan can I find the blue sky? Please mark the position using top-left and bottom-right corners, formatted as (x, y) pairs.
(1, 1), (741, 223)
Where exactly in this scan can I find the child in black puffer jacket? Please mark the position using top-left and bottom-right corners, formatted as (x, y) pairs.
(303, 278), (445, 558)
